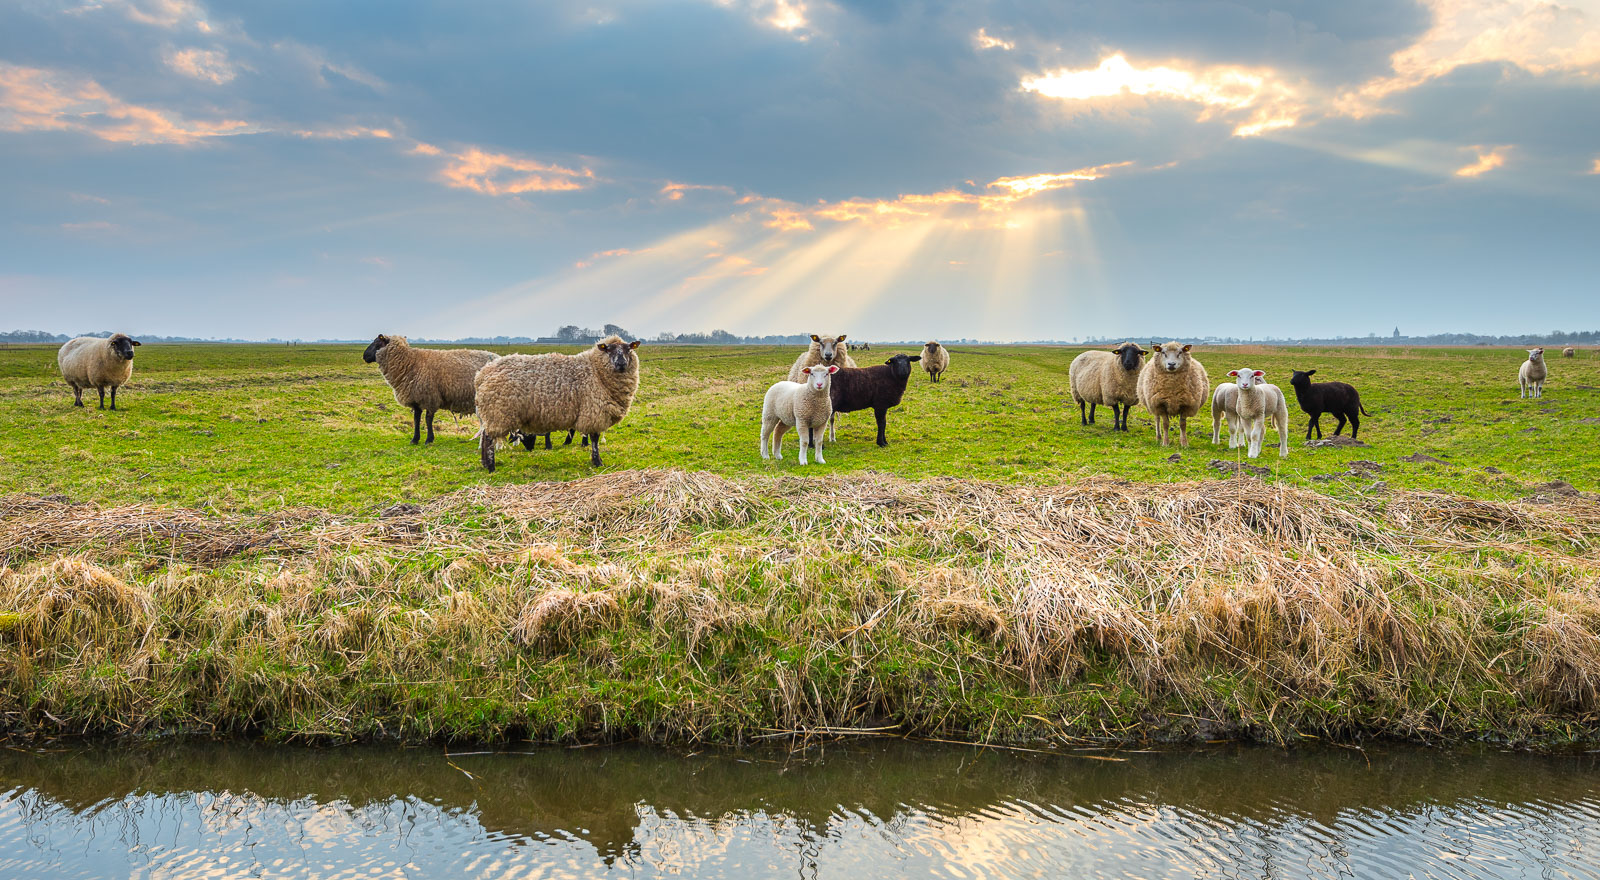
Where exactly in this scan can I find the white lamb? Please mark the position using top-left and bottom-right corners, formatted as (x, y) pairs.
(1519, 348), (1547, 399)
(760, 365), (837, 465)
(1210, 368), (1290, 459)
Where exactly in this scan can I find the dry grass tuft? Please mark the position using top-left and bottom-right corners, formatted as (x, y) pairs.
(511, 588), (621, 647)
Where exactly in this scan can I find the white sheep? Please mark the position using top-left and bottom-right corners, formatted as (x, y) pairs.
(760, 364), (836, 465)
(920, 342), (950, 382)
(1068, 342), (1146, 431)
(1137, 341), (1210, 447)
(57, 333), (141, 410)
(787, 334), (857, 441)
(1210, 368), (1290, 458)
(1519, 348), (1547, 399)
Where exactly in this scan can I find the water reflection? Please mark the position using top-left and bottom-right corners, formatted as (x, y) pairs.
(1, 741), (1597, 879)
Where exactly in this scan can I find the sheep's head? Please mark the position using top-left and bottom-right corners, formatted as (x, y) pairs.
(923, 341), (942, 355)
(884, 353), (922, 380)
(362, 334), (395, 363)
(1289, 369), (1316, 389)
(595, 335), (642, 373)
(1112, 342), (1146, 371)
(1528, 348), (1545, 363)
(1151, 341), (1191, 373)
(108, 333), (140, 361)
(801, 364), (838, 392)
(812, 333), (847, 365)
(1228, 368), (1265, 390)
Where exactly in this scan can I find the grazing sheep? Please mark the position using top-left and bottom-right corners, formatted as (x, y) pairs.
(1287, 370), (1371, 440)
(475, 335), (641, 471)
(829, 353), (921, 447)
(788, 334), (859, 440)
(1069, 342), (1146, 431)
(363, 334), (498, 445)
(1563, 347), (1576, 358)
(1210, 368), (1290, 458)
(1137, 342), (1210, 447)
(1519, 348), (1548, 399)
(57, 333), (141, 410)
(921, 342), (950, 382)
(760, 365), (837, 465)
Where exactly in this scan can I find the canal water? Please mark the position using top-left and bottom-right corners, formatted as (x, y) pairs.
(1, 740), (1597, 878)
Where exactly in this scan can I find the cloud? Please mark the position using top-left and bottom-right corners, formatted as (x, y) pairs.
(60, 220), (119, 233)
(1455, 144), (1510, 177)
(422, 144), (595, 195)
(660, 181), (736, 200)
(715, 0), (813, 37)
(1021, 53), (1306, 137)
(360, 256), (392, 269)
(575, 247), (650, 269)
(292, 125), (395, 140)
(0, 62), (258, 144)
(164, 46), (236, 84)
(1591, 157), (1600, 174)
(72, 0), (214, 32)
(974, 28), (1013, 51)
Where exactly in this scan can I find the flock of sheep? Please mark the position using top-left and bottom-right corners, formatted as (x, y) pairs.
(51, 333), (1567, 468)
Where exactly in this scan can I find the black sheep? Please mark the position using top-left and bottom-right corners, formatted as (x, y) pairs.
(1288, 370), (1371, 440)
(828, 353), (922, 447)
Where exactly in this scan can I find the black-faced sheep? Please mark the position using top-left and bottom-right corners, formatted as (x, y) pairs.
(474, 335), (641, 471)
(829, 353), (921, 447)
(58, 333), (141, 410)
(1288, 370), (1370, 440)
(363, 334), (498, 445)
(1519, 348), (1548, 399)
(1137, 342), (1209, 447)
(1069, 342), (1146, 431)
(921, 342), (949, 382)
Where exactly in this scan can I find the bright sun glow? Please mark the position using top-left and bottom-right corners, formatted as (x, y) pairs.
(1021, 54), (1304, 137)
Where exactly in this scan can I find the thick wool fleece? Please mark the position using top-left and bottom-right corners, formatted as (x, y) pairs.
(786, 337), (858, 383)
(376, 337), (498, 415)
(58, 334), (135, 392)
(1069, 347), (1141, 412)
(1138, 343), (1210, 419)
(921, 342), (949, 379)
(475, 337), (641, 439)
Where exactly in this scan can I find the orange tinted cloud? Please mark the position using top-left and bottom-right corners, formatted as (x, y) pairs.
(428, 146), (594, 195)
(1455, 145), (1510, 177)
(0, 63), (256, 144)
(974, 28), (1014, 51)
(164, 47), (236, 84)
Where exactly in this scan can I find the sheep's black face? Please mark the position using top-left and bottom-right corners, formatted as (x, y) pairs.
(884, 354), (921, 380)
(597, 338), (641, 373)
(1115, 343), (1144, 371)
(1289, 370), (1315, 388)
(363, 335), (389, 364)
(110, 335), (139, 361)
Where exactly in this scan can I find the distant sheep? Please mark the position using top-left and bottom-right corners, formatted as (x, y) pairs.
(921, 342), (950, 382)
(57, 333), (141, 410)
(1287, 370), (1370, 440)
(363, 334), (497, 444)
(1069, 342), (1146, 431)
(1211, 368), (1290, 458)
(474, 335), (641, 471)
(1519, 348), (1548, 399)
(1563, 347), (1576, 358)
(829, 353), (921, 447)
(1137, 342), (1209, 447)
(761, 365), (836, 465)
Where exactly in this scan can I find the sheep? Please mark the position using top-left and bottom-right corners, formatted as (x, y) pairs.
(829, 353), (922, 447)
(1519, 348), (1548, 399)
(363, 335), (498, 445)
(921, 341), (950, 382)
(1137, 342), (1210, 447)
(760, 364), (837, 465)
(57, 333), (141, 410)
(1210, 368), (1290, 458)
(1563, 347), (1576, 358)
(1287, 370), (1371, 440)
(1069, 342), (1146, 431)
(788, 334), (859, 440)
(474, 335), (641, 471)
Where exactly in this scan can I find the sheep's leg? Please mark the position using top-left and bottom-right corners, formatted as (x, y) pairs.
(1248, 421), (1263, 458)
(874, 408), (888, 447)
(544, 433), (553, 450)
(96, 387), (105, 409)
(1178, 414), (1190, 447)
(109, 386), (118, 411)
(517, 433), (538, 451)
(424, 409), (437, 444)
(797, 419), (810, 465)
(828, 412), (836, 443)
(772, 423), (788, 460)
(1348, 411), (1360, 440)
(479, 431), (496, 472)
(563, 430), (575, 446)
(71, 384), (83, 407)
(1078, 399), (1088, 426)
(1088, 402), (1096, 425)
(588, 433), (602, 466)
(410, 404), (422, 444)
(1332, 413), (1347, 436)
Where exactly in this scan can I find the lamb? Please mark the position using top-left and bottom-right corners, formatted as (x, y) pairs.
(1210, 368), (1290, 458)
(1519, 348), (1548, 399)
(921, 341), (950, 382)
(363, 334), (498, 445)
(57, 333), (141, 410)
(1069, 342), (1146, 431)
(1137, 342), (1210, 447)
(1563, 347), (1576, 358)
(829, 353), (921, 447)
(474, 335), (641, 471)
(1287, 370), (1371, 440)
(788, 334), (859, 440)
(760, 365), (837, 465)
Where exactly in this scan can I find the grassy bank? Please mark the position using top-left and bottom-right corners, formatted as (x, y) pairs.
(4, 470), (1600, 745)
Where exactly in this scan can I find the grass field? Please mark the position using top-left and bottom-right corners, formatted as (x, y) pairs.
(2, 342), (1599, 746)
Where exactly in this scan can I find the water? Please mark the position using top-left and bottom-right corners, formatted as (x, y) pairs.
(1, 740), (1597, 879)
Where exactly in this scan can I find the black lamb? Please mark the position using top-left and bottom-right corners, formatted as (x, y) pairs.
(828, 353), (922, 447)
(1288, 370), (1371, 440)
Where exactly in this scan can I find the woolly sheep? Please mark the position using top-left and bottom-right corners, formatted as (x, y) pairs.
(363, 334), (497, 445)
(475, 335), (642, 471)
(58, 334), (141, 410)
(1211, 368), (1290, 459)
(1563, 347), (1576, 358)
(761, 364), (837, 465)
(829, 353), (921, 447)
(921, 341), (950, 382)
(788, 334), (858, 440)
(1069, 342), (1146, 431)
(1519, 348), (1547, 399)
(1287, 370), (1371, 441)
(1137, 342), (1210, 447)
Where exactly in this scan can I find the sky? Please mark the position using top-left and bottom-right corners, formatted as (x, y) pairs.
(1, 0), (1598, 342)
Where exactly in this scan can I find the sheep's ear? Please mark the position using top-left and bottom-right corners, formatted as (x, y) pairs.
(810, 334), (821, 343)
(1306, 369), (1316, 377)
(827, 365), (839, 374)
(1228, 370), (1239, 377)
(1181, 344), (1192, 353)
(130, 340), (142, 346)
(801, 366), (812, 375)
(595, 341), (607, 351)
(628, 339), (641, 349)
(1150, 341), (1162, 351)
(836, 334), (847, 343)
(909, 355), (921, 362)
(1253, 370), (1264, 378)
